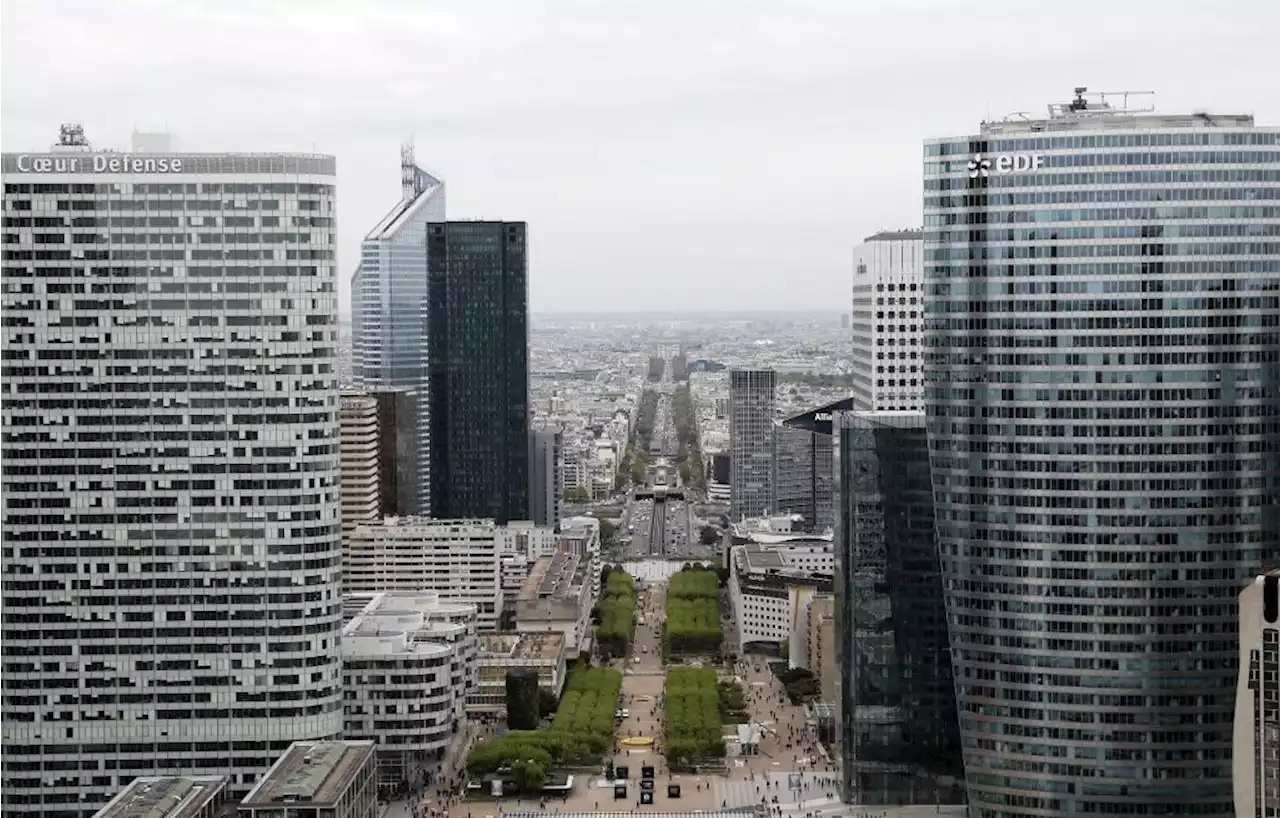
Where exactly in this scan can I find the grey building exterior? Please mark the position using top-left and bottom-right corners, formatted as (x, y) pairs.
(729, 369), (776, 520)
(426, 221), (530, 524)
(1, 138), (344, 816)
(350, 147), (444, 514)
(850, 230), (924, 412)
(832, 411), (964, 808)
(924, 92), (1280, 816)
(529, 426), (563, 531)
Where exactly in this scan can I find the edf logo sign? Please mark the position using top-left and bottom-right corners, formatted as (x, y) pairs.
(968, 153), (1045, 177)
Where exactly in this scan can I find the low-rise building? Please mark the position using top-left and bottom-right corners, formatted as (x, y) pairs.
(94, 777), (230, 818)
(513, 551), (598, 654)
(239, 741), (378, 818)
(468, 631), (568, 716)
(345, 517), (504, 630)
(727, 544), (832, 654)
(341, 592), (478, 790)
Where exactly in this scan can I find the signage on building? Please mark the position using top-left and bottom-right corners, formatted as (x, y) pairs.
(967, 153), (1044, 178)
(14, 155), (184, 173)
(814, 412), (833, 422)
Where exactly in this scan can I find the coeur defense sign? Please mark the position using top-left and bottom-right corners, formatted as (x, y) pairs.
(15, 155), (184, 173)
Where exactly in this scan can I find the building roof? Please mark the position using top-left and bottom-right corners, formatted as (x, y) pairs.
(94, 777), (228, 818)
(863, 229), (922, 242)
(478, 631), (566, 661)
(240, 741), (375, 807)
(780, 396), (857, 436)
(519, 552), (586, 601)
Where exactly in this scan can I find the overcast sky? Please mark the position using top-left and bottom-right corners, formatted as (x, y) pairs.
(3, 0), (1277, 313)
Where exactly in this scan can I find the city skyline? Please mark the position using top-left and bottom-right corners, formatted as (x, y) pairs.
(4, 1), (1278, 313)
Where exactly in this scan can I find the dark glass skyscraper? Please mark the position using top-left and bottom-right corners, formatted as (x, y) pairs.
(833, 411), (964, 808)
(426, 221), (530, 523)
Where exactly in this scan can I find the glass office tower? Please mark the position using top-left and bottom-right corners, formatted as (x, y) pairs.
(924, 90), (1280, 816)
(350, 146), (444, 513)
(832, 411), (964, 807)
(425, 221), (530, 524)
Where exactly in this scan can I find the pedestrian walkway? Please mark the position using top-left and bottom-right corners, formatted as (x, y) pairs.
(711, 771), (842, 814)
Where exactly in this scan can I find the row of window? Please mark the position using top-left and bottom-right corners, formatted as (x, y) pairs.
(929, 149), (1280, 176)
(927, 129), (1280, 155)
(927, 186), (1280, 209)
(4, 183), (334, 195)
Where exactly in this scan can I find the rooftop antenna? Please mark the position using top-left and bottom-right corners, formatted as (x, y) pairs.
(57, 123), (89, 148)
(401, 139), (424, 201)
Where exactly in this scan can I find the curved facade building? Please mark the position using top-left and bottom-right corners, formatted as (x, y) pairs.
(923, 93), (1280, 816)
(1, 137), (344, 816)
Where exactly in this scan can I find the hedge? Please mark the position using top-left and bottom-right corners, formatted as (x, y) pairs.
(666, 569), (722, 654)
(597, 569), (636, 658)
(468, 667), (623, 781)
(663, 668), (725, 761)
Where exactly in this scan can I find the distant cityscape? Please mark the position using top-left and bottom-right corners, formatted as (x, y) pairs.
(1, 85), (1278, 818)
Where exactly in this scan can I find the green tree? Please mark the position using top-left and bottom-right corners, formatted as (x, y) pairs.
(538, 687), (559, 718)
(563, 486), (589, 504)
(699, 525), (719, 546)
(511, 758), (547, 792)
(505, 670), (540, 730)
(599, 518), (616, 547)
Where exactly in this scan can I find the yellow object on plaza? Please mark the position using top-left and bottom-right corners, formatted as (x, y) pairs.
(620, 736), (654, 747)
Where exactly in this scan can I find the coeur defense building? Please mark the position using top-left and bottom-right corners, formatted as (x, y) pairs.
(2, 128), (343, 818)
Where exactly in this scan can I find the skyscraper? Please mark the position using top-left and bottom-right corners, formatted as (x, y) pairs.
(1, 130), (344, 816)
(773, 401), (844, 534)
(528, 426), (563, 532)
(832, 411), (964, 807)
(350, 144), (444, 514)
(1235, 569), (1280, 817)
(850, 230), (923, 412)
(924, 89), (1280, 816)
(426, 222), (530, 523)
(729, 369), (776, 520)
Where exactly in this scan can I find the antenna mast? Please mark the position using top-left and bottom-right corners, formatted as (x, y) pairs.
(401, 140), (419, 202)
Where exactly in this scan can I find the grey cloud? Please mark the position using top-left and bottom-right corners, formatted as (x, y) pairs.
(4, 0), (1277, 312)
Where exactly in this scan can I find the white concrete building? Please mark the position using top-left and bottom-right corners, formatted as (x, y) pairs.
(341, 592), (478, 790)
(239, 741), (378, 818)
(345, 518), (504, 630)
(468, 632), (568, 717)
(849, 229), (923, 411)
(727, 545), (832, 654)
(513, 551), (599, 654)
(0, 130), (343, 815)
(94, 777), (230, 818)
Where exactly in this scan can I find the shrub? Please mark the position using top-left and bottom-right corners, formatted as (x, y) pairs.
(597, 568), (636, 658)
(666, 569), (722, 654)
(663, 668), (725, 761)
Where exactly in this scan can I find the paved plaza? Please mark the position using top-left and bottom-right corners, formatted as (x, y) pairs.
(417, 571), (963, 818)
